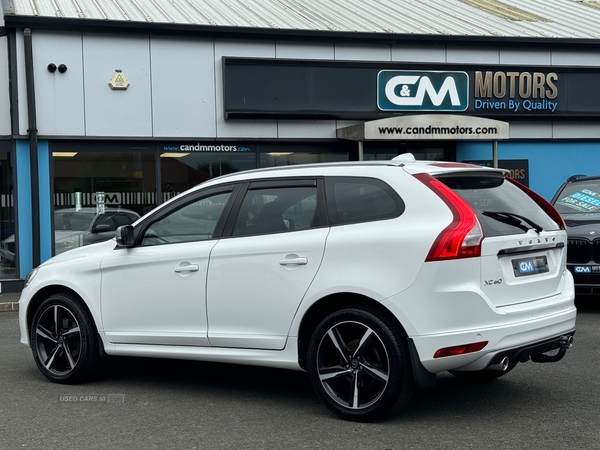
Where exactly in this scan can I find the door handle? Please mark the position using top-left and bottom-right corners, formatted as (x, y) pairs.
(279, 257), (308, 266)
(174, 264), (200, 273)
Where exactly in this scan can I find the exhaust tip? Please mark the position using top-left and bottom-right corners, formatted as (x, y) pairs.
(487, 356), (510, 372)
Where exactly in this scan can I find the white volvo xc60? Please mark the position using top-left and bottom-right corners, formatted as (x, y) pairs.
(19, 154), (576, 421)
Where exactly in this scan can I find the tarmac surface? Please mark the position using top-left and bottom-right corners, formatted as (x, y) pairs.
(0, 292), (20, 312)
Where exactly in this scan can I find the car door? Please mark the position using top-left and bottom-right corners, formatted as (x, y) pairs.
(206, 179), (329, 350)
(100, 186), (236, 346)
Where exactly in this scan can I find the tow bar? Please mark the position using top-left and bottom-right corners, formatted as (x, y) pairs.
(530, 335), (574, 363)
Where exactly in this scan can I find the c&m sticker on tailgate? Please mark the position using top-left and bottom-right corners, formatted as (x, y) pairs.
(512, 256), (549, 277)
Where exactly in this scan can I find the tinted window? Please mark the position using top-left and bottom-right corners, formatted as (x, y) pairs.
(141, 192), (231, 246)
(55, 211), (95, 231)
(439, 173), (560, 236)
(94, 214), (117, 231)
(234, 186), (318, 236)
(113, 213), (136, 228)
(325, 177), (404, 225)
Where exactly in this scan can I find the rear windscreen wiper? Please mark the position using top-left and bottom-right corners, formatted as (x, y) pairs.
(482, 211), (544, 233)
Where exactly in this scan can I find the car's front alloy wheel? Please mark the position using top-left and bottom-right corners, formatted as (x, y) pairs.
(30, 293), (99, 384)
(307, 308), (413, 421)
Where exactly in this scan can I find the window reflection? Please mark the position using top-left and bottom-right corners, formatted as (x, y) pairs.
(0, 150), (15, 277)
(160, 152), (255, 201)
(53, 151), (155, 255)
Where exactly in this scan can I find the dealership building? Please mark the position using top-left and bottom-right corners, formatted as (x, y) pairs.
(0, 0), (600, 289)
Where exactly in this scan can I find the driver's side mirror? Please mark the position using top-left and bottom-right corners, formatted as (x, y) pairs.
(115, 225), (135, 248)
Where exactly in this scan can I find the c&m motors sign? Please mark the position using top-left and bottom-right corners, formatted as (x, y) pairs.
(377, 70), (469, 112)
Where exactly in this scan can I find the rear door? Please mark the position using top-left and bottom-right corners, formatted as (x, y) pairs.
(438, 173), (567, 307)
(206, 179), (328, 350)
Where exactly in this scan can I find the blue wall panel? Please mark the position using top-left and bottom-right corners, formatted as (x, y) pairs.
(38, 141), (52, 263)
(15, 140), (32, 276)
(457, 141), (600, 201)
(15, 139), (53, 277)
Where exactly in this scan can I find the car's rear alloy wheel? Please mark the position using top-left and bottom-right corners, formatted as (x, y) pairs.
(307, 308), (413, 422)
(30, 293), (99, 384)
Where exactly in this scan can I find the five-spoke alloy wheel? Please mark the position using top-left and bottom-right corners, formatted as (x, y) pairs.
(307, 308), (413, 422)
(30, 293), (99, 384)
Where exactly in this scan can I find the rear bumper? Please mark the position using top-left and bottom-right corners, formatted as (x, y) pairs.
(410, 306), (577, 373)
(451, 330), (575, 372)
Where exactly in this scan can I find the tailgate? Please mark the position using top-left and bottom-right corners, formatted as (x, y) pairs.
(480, 231), (568, 307)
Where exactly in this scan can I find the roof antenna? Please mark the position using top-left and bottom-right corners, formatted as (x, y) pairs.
(392, 153), (416, 163)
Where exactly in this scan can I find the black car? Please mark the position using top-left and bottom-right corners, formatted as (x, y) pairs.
(551, 174), (600, 295)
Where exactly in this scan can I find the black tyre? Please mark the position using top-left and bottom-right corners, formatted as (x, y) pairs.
(30, 293), (99, 384)
(307, 308), (413, 422)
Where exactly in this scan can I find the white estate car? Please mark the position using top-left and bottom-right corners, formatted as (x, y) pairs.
(19, 155), (576, 422)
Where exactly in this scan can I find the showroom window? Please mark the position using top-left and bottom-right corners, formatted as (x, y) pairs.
(0, 144), (15, 278)
(52, 145), (157, 256)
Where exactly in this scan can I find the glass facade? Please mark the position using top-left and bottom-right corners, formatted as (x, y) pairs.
(0, 143), (15, 278)
(48, 140), (353, 259)
(363, 141), (455, 162)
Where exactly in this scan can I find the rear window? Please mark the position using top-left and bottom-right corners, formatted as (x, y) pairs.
(438, 173), (560, 236)
(553, 181), (600, 219)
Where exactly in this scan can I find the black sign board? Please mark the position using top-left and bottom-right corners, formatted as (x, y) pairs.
(223, 58), (600, 121)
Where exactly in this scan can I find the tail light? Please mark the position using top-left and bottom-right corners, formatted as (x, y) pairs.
(414, 173), (484, 261)
(507, 177), (566, 230)
(433, 341), (488, 358)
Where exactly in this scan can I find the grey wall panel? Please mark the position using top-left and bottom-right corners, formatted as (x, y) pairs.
(499, 49), (551, 65)
(508, 121), (553, 139)
(334, 44), (391, 61)
(215, 40), (277, 138)
(0, 37), (11, 136)
(552, 50), (600, 66)
(275, 42), (334, 59)
(83, 34), (152, 137)
(17, 31), (28, 136)
(553, 122), (600, 139)
(151, 37), (216, 138)
(336, 120), (363, 129)
(33, 31), (85, 136)
(447, 47), (499, 64)
(391, 45), (446, 63)
(277, 120), (337, 138)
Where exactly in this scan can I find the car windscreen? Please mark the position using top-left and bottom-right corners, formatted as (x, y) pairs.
(437, 173), (560, 237)
(552, 181), (600, 220)
(55, 211), (96, 231)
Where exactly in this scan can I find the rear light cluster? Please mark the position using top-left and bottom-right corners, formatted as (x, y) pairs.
(414, 173), (483, 261)
(433, 341), (488, 358)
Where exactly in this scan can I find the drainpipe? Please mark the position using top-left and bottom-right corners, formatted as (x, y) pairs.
(23, 28), (40, 267)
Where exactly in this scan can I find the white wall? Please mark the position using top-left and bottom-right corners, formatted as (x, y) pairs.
(16, 30), (600, 141)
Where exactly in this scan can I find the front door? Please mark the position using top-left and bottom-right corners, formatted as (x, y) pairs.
(100, 189), (234, 346)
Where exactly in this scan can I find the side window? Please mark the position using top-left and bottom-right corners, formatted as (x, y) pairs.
(233, 186), (318, 236)
(141, 192), (231, 246)
(325, 177), (404, 225)
(113, 213), (136, 228)
(94, 214), (117, 232)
